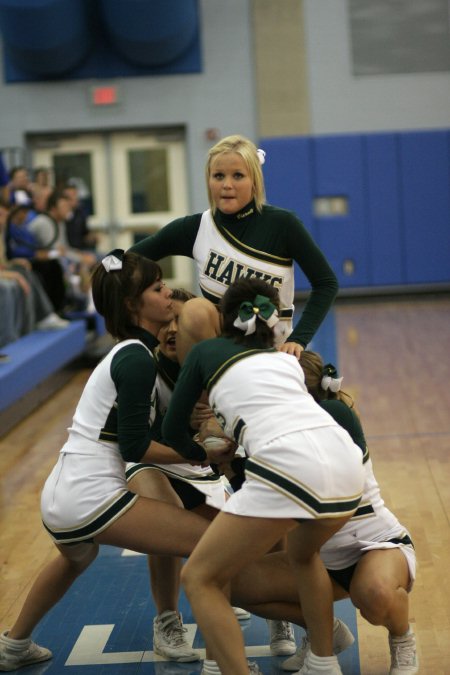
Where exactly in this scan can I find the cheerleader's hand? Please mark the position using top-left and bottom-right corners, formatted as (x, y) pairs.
(198, 416), (225, 442)
(197, 419), (237, 462)
(278, 341), (304, 358)
(202, 439), (237, 464)
(190, 402), (214, 430)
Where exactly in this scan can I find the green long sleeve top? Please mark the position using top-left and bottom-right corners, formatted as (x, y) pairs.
(107, 327), (163, 461)
(131, 201), (338, 347)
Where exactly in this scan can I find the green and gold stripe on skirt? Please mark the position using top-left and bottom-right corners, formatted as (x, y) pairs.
(43, 490), (138, 544)
(125, 463), (222, 486)
(245, 458), (362, 518)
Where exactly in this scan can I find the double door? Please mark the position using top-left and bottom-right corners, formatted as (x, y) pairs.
(30, 129), (193, 289)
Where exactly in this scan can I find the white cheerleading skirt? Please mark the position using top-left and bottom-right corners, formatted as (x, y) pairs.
(41, 450), (138, 544)
(223, 426), (364, 521)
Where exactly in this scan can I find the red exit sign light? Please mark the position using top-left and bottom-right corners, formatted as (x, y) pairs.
(91, 86), (119, 106)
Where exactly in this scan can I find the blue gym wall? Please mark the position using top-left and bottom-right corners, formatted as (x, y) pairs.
(0, 0), (202, 82)
(0, 0), (449, 293)
(262, 130), (450, 292)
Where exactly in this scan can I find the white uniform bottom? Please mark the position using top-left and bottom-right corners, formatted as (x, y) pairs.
(126, 463), (227, 510)
(223, 426), (364, 520)
(321, 519), (416, 590)
(41, 451), (137, 543)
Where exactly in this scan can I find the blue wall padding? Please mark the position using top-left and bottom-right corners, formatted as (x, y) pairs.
(262, 137), (314, 290)
(400, 130), (450, 284)
(262, 137), (313, 229)
(0, 0), (201, 81)
(365, 133), (404, 285)
(0, 0), (92, 76)
(261, 129), (450, 291)
(312, 135), (370, 287)
(0, 321), (86, 411)
(100, 0), (198, 67)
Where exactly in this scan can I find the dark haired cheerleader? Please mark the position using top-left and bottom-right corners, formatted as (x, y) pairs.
(161, 278), (365, 675)
(0, 250), (211, 672)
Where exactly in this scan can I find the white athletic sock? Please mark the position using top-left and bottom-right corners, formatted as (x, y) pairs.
(308, 650), (340, 669)
(202, 658), (221, 674)
(1, 632), (32, 652)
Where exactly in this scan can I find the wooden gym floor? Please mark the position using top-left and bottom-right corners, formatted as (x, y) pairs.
(1, 293), (449, 674)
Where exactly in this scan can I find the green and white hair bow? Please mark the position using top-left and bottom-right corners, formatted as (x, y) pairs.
(321, 363), (343, 393)
(233, 294), (279, 336)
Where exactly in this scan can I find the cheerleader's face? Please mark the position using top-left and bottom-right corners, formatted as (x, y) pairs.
(137, 280), (174, 334)
(158, 299), (184, 362)
(209, 152), (254, 214)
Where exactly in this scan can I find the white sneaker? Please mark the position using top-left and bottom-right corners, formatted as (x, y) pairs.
(248, 662), (262, 674)
(282, 618), (354, 671)
(153, 610), (199, 662)
(267, 619), (296, 656)
(36, 312), (70, 330)
(297, 649), (343, 674)
(201, 659), (261, 674)
(389, 627), (419, 674)
(0, 630), (52, 671)
(281, 634), (310, 671)
(233, 606), (251, 621)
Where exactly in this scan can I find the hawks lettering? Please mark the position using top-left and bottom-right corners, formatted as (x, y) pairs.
(204, 251), (282, 289)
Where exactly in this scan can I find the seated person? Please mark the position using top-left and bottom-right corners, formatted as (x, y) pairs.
(8, 191), (96, 312)
(7, 166), (34, 207)
(63, 183), (98, 251)
(6, 202), (66, 313)
(0, 198), (68, 339)
(29, 166), (53, 213)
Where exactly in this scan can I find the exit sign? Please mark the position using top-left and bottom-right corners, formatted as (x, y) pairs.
(91, 85), (120, 106)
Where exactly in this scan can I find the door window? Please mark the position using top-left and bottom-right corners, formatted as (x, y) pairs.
(30, 130), (192, 289)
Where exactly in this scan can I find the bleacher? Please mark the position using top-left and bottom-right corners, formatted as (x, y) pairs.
(0, 313), (110, 437)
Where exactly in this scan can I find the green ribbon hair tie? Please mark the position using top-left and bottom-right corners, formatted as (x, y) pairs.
(233, 294), (279, 335)
(322, 363), (338, 378)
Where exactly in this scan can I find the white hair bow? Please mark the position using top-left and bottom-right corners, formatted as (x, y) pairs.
(257, 148), (266, 165)
(321, 374), (344, 393)
(102, 253), (123, 272)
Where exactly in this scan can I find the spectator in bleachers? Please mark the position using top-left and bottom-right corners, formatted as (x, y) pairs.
(10, 190), (96, 312)
(0, 198), (68, 348)
(63, 182), (98, 251)
(6, 200), (67, 313)
(38, 189), (97, 311)
(0, 153), (9, 202)
(30, 166), (53, 212)
(7, 166), (34, 207)
(0, 267), (28, 348)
